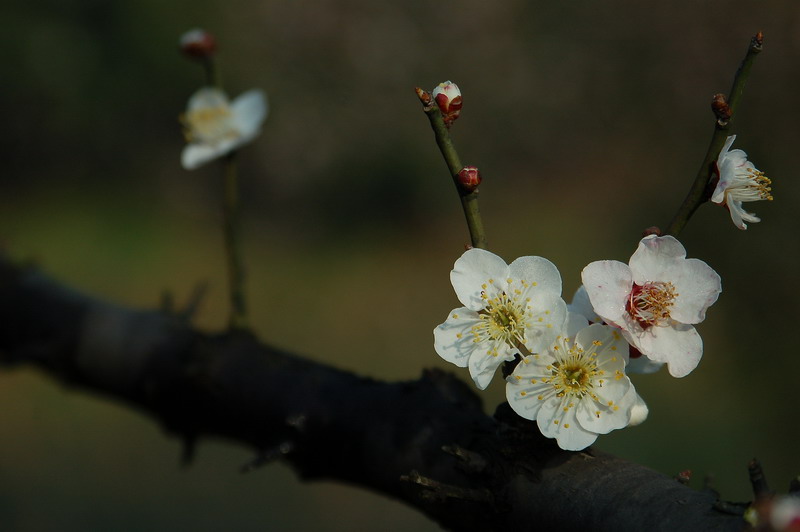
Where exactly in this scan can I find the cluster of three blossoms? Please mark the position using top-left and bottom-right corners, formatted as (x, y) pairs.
(434, 235), (722, 451)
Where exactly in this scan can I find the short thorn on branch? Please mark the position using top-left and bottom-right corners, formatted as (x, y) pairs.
(441, 444), (488, 474)
(748, 457), (772, 499)
(400, 470), (493, 504)
(240, 441), (295, 473)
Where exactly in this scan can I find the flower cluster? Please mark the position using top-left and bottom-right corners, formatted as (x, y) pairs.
(434, 235), (721, 450)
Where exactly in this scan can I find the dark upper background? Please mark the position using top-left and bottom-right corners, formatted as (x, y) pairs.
(1, 0), (798, 530)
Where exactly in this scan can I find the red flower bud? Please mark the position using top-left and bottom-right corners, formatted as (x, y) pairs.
(458, 166), (482, 193)
(432, 81), (462, 127)
(180, 29), (217, 60)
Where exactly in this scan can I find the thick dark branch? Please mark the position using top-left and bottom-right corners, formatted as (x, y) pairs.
(0, 257), (746, 531)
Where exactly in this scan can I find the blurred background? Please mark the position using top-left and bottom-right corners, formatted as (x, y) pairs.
(1, 0), (799, 530)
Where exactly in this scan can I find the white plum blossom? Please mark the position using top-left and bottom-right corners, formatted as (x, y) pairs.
(434, 248), (567, 390)
(568, 285), (665, 375)
(181, 87), (268, 170)
(581, 235), (721, 378)
(506, 317), (643, 451)
(711, 135), (772, 230)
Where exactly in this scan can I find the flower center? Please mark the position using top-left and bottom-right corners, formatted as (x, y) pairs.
(472, 290), (529, 349)
(548, 344), (599, 398)
(182, 105), (237, 144)
(626, 281), (677, 328)
(742, 168), (773, 201)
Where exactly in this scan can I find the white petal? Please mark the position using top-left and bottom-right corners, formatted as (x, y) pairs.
(506, 366), (554, 420)
(187, 87), (230, 111)
(628, 235), (686, 283)
(717, 135), (736, 163)
(433, 308), (480, 368)
(469, 341), (516, 390)
(635, 323), (702, 378)
(567, 285), (601, 323)
(575, 386), (630, 434)
(450, 248), (509, 311)
(563, 311), (590, 338)
(581, 260), (632, 323)
(665, 258), (721, 324)
(507, 255), (562, 296)
(726, 199), (749, 230)
(627, 391), (649, 426)
(627, 354), (664, 374)
(232, 89), (268, 140)
(537, 396), (598, 451)
(710, 184), (726, 204)
(522, 293), (568, 353)
(182, 142), (226, 170)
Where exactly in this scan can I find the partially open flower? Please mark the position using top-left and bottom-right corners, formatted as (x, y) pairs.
(434, 248), (567, 390)
(581, 235), (721, 378)
(180, 28), (217, 60)
(711, 135), (772, 230)
(432, 81), (462, 127)
(506, 317), (644, 451)
(180, 87), (268, 170)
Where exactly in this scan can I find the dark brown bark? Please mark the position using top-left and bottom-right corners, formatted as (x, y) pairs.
(0, 257), (747, 531)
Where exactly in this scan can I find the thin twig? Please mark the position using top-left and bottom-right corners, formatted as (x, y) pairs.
(665, 32), (763, 237)
(222, 153), (248, 330)
(416, 88), (488, 249)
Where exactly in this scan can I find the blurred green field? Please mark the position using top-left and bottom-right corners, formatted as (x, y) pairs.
(1, 0), (799, 530)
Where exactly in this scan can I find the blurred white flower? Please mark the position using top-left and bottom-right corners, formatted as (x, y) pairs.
(181, 87), (268, 170)
(581, 235), (721, 378)
(434, 248), (567, 390)
(711, 135), (772, 230)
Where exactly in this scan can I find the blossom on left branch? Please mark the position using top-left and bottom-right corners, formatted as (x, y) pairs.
(181, 87), (268, 170)
(434, 248), (567, 390)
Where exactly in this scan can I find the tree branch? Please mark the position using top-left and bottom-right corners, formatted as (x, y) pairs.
(0, 257), (746, 531)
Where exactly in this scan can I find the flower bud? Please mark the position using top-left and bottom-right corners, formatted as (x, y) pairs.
(457, 165), (482, 193)
(432, 81), (462, 127)
(180, 28), (217, 59)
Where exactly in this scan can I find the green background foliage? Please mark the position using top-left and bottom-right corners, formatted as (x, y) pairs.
(1, 0), (798, 530)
